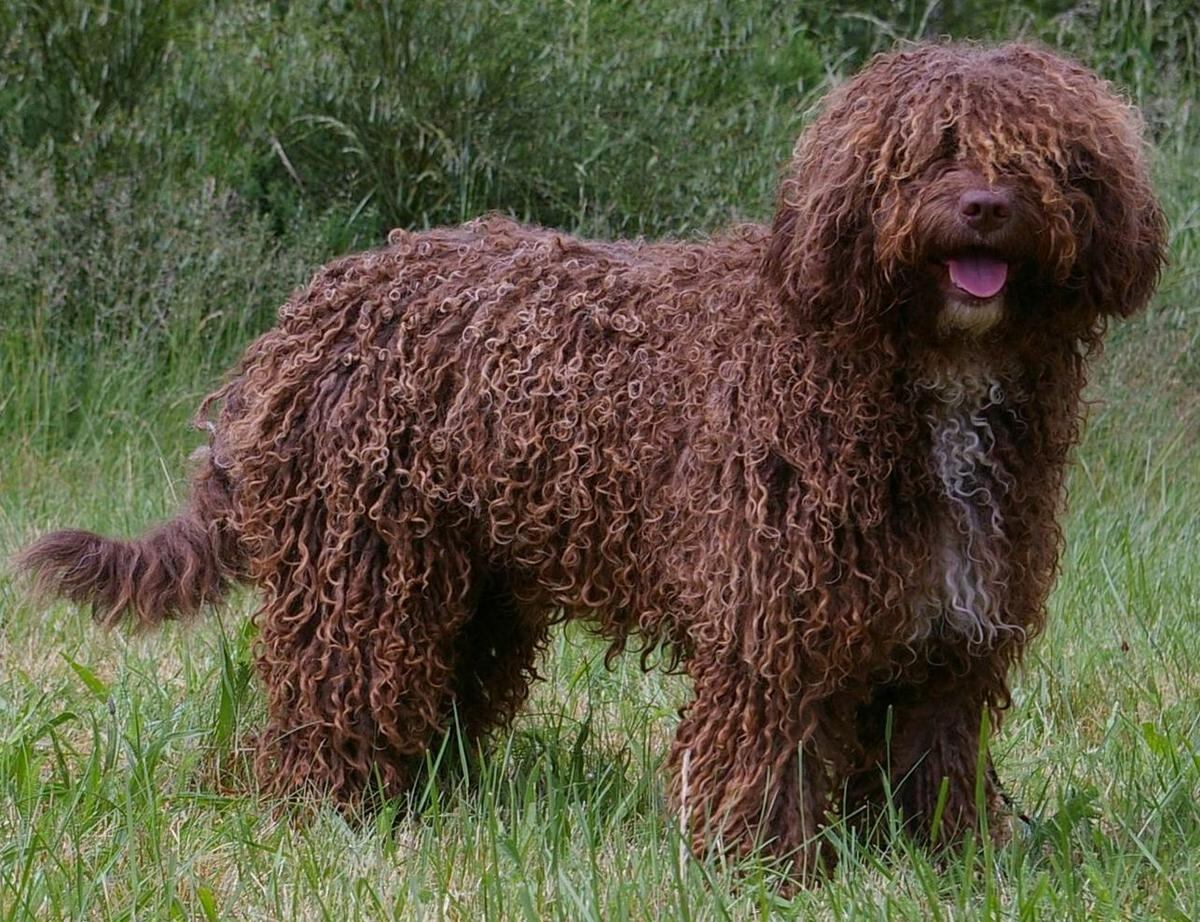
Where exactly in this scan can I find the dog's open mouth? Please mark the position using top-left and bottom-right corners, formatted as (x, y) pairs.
(936, 250), (1010, 335)
(945, 252), (1009, 301)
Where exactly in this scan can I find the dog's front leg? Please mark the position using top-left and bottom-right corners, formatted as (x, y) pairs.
(850, 667), (1009, 847)
(666, 654), (840, 880)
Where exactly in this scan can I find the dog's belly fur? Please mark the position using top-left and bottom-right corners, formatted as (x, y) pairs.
(912, 370), (1022, 649)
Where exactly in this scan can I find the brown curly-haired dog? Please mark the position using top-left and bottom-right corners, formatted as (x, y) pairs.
(19, 42), (1165, 874)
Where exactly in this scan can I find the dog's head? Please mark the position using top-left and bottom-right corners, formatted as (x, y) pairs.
(765, 43), (1166, 349)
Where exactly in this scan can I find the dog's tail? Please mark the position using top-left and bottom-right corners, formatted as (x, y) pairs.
(15, 447), (244, 628)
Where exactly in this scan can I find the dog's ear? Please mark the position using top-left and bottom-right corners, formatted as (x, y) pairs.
(762, 51), (933, 337)
(762, 122), (891, 336)
(1065, 105), (1167, 320)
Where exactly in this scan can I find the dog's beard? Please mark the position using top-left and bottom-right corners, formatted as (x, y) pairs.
(937, 293), (1005, 336)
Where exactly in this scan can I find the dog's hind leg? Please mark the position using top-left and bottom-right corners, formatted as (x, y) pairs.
(450, 572), (551, 742)
(251, 523), (477, 812)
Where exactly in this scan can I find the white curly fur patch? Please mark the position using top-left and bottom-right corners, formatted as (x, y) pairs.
(912, 369), (1023, 649)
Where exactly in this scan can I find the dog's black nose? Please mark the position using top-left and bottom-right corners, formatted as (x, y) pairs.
(959, 189), (1012, 233)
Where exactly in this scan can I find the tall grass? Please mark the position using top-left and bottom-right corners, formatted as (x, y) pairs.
(1, 0), (1197, 918)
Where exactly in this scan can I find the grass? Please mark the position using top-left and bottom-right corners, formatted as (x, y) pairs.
(1, 0), (1199, 918)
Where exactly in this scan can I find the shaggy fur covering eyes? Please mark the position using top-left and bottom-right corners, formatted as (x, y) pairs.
(19, 42), (1165, 875)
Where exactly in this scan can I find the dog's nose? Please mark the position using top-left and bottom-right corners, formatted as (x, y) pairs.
(959, 189), (1012, 233)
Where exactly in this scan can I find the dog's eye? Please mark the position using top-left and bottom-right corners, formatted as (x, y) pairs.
(939, 125), (958, 158)
(1067, 150), (1100, 188)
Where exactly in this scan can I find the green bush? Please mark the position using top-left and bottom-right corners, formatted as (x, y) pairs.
(0, 161), (325, 449)
(262, 0), (825, 236)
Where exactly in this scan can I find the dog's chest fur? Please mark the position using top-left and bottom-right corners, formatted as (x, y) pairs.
(910, 368), (1022, 649)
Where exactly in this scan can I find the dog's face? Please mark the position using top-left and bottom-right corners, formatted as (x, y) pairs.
(903, 165), (1044, 337)
(766, 43), (1166, 348)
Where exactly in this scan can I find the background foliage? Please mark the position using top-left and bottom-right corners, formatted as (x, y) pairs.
(0, 1), (1197, 918)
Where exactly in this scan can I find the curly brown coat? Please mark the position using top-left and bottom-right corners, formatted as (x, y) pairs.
(19, 42), (1166, 875)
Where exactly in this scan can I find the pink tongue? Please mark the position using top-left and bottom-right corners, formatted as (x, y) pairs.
(947, 256), (1008, 299)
